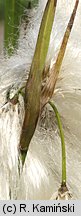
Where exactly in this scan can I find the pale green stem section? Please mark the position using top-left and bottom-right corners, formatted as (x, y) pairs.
(49, 100), (66, 186)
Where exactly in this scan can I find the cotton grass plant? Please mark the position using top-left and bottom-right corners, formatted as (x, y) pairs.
(17, 0), (79, 199)
(6, 0), (78, 198)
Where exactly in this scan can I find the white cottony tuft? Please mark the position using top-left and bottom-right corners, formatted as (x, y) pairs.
(50, 185), (73, 200)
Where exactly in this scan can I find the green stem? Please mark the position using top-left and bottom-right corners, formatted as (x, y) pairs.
(19, 0), (57, 167)
(49, 100), (66, 186)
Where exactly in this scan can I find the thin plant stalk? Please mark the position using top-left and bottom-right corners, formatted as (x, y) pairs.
(49, 100), (66, 186)
(41, 0), (79, 109)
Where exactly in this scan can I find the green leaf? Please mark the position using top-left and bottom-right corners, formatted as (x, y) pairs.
(19, 0), (57, 166)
